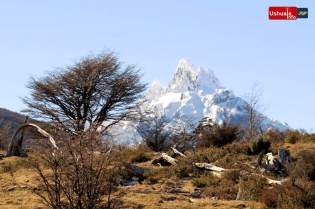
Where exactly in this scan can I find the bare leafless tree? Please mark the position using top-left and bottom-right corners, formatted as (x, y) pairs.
(30, 124), (124, 209)
(242, 81), (269, 141)
(137, 111), (173, 152)
(0, 119), (11, 150)
(22, 50), (147, 136)
(171, 115), (197, 152)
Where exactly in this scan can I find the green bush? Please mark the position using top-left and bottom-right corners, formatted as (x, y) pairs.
(129, 149), (152, 163)
(288, 149), (315, 181)
(121, 147), (153, 163)
(265, 128), (285, 145)
(240, 173), (267, 201)
(143, 167), (176, 184)
(250, 134), (271, 155)
(261, 180), (315, 209)
(0, 157), (34, 173)
(285, 130), (302, 144)
(196, 121), (242, 149)
(192, 172), (219, 187)
(198, 169), (243, 200)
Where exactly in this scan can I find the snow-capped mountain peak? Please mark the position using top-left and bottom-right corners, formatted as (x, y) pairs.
(145, 79), (166, 101)
(109, 59), (290, 146)
(195, 67), (222, 95)
(167, 59), (196, 93)
(166, 59), (222, 95)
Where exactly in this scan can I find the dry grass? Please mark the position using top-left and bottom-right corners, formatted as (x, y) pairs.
(0, 151), (46, 208)
(284, 142), (315, 156)
(120, 179), (262, 209)
(0, 151), (265, 209)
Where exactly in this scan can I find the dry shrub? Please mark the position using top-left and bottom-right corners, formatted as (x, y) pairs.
(265, 128), (285, 145)
(212, 169), (240, 200)
(143, 167), (176, 184)
(173, 162), (194, 179)
(197, 169), (243, 200)
(192, 172), (219, 188)
(30, 127), (125, 209)
(0, 155), (42, 173)
(190, 142), (252, 169)
(250, 134), (271, 155)
(288, 149), (315, 181)
(284, 129), (315, 144)
(240, 173), (268, 201)
(261, 180), (315, 209)
(196, 121), (242, 149)
(121, 146), (153, 163)
(303, 132), (315, 142)
(285, 130), (302, 144)
(143, 159), (194, 185)
(0, 119), (11, 150)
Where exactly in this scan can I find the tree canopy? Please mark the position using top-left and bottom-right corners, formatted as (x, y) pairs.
(22, 50), (147, 134)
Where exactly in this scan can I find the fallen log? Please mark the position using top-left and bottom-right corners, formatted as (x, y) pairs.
(193, 163), (225, 172)
(171, 146), (186, 158)
(6, 122), (58, 157)
(151, 153), (178, 166)
(193, 163), (225, 177)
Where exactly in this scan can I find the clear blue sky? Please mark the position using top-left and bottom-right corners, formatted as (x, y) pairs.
(0, 0), (314, 131)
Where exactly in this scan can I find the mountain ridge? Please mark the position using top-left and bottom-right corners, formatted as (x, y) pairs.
(118, 59), (290, 145)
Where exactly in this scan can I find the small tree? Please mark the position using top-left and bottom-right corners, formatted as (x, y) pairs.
(195, 120), (242, 149)
(242, 81), (269, 141)
(0, 119), (11, 150)
(249, 134), (271, 155)
(22, 50), (146, 136)
(137, 113), (172, 152)
(171, 115), (197, 151)
(31, 124), (124, 209)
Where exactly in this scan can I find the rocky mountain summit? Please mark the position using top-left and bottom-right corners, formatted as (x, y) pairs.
(112, 59), (290, 145)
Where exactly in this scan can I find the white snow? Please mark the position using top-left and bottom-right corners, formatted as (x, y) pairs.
(109, 59), (290, 145)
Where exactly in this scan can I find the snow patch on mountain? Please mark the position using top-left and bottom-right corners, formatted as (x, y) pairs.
(166, 59), (222, 95)
(110, 59), (290, 145)
(145, 79), (166, 101)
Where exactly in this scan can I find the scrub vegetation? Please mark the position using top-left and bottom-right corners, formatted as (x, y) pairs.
(1, 51), (315, 208)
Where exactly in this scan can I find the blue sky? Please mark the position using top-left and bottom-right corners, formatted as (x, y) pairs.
(0, 0), (314, 131)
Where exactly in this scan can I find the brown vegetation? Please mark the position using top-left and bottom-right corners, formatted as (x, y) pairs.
(21, 50), (146, 134)
(2, 50), (315, 208)
(2, 129), (315, 208)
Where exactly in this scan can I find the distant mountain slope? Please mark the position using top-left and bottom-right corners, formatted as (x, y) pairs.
(0, 108), (26, 135)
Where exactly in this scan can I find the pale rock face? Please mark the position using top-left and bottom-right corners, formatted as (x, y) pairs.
(195, 67), (222, 95)
(167, 59), (196, 93)
(110, 59), (290, 145)
(166, 59), (222, 95)
(145, 79), (166, 101)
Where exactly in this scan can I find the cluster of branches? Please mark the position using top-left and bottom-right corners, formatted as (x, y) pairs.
(241, 81), (269, 141)
(13, 50), (147, 208)
(0, 119), (11, 150)
(194, 118), (243, 149)
(137, 108), (245, 152)
(137, 108), (196, 152)
(30, 124), (124, 209)
(22, 50), (146, 135)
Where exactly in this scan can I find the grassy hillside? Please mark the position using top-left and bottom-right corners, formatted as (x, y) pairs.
(0, 150), (263, 209)
(1, 117), (315, 208)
